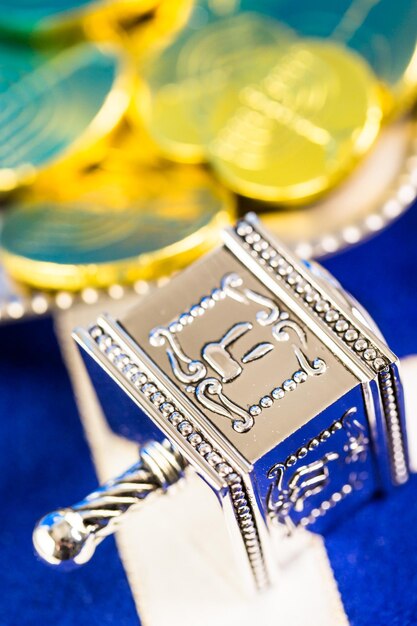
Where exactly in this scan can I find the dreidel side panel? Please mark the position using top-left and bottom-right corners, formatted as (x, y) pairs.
(74, 324), (275, 592)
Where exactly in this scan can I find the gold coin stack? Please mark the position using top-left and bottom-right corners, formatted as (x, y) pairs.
(0, 0), (416, 293)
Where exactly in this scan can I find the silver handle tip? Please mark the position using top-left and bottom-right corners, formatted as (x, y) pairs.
(33, 509), (96, 570)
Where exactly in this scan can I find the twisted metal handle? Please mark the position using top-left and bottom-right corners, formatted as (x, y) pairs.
(33, 440), (187, 569)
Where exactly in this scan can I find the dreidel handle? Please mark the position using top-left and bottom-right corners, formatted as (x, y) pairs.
(33, 440), (187, 569)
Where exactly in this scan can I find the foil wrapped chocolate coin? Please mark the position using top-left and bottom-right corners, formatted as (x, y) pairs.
(140, 8), (383, 204)
(0, 165), (234, 290)
(139, 12), (295, 163)
(254, 0), (417, 116)
(206, 38), (382, 204)
(0, 41), (129, 192)
(33, 215), (409, 590)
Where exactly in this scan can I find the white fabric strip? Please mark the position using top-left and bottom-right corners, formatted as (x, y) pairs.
(400, 356), (417, 472)
(55, 301), (350, 626)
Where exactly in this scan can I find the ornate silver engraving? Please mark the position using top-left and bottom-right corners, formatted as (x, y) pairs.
(202, 322), (252, 382)
(150, 272), (327, 433)
(149, 327), (207, 384)
(267, 452), (339, 532)
(233, 218), (390, 375)
(266, 407), (369, 530)
(242, 342), (274, 364)
(272, 317), (306, 345)
(221, 273), (280, 326)
(196, 378), (254, 434)
(343, 416), (368, 464)
(82, 322), (270, 589)
(293, 346), (327, 376)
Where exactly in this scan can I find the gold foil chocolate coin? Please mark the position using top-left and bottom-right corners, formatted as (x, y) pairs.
(207, 39), (383, 204)
(139, 12), (295, 162)
(0, 166), (235, 290)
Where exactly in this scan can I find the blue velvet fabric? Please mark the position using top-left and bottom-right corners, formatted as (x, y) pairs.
(1, 204), (417, 624)
(0, 318), (138, 625)
(324, 204), (417, 626)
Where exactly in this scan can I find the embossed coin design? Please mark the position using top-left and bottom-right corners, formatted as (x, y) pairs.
(139, 12), (295, 163)
(252, 0), (417, 116)
(207, 39), (383, 204)
(140, 11), (383, 204)
(0, 41), (129, 192)
(33, 215), (409, 593)
(0, 166), (235, 290)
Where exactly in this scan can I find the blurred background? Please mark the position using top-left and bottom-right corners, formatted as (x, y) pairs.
(0, 0), (416, 316)
(1, 2), (417, 625)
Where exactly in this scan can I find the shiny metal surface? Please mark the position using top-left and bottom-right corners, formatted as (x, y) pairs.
(33, 440), (186, 569)
(35, 215), (409, 590)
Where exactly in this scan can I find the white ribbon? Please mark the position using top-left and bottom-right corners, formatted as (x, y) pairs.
(56, 305), (417, 626)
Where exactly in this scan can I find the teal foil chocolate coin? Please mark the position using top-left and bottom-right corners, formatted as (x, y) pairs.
(0, 41), (125, 191)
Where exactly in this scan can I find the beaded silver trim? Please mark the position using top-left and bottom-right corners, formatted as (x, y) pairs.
(234, 217), (408, 487)
(235, 218), (387, 374)
(89, 323), (269, 590)
(268, 411), (361, 530)
(0, 274), (153, 323)
(379, 367), (409, 485)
